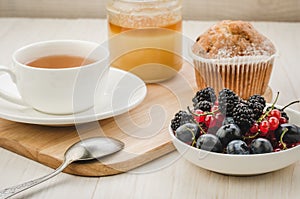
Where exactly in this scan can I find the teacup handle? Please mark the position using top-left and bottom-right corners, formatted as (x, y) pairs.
(0, 65), (26, 106)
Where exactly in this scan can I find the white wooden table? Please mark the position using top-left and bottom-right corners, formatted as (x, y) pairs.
(0, 18), (299, 199)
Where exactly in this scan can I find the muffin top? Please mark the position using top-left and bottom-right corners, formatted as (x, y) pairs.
(192, 20), (276, 59)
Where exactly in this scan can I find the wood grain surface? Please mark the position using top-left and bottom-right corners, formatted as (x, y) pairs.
(0, 0), (299, 22)
(0, 18), (299, 199)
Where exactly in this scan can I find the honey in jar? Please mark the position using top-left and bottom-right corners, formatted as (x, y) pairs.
(106, 0), (182, 83)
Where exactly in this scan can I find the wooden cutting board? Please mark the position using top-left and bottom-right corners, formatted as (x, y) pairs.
(0, 63), (272, 177)
(0, 63), (196, 177)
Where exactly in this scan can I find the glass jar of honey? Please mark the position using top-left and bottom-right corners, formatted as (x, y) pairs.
(106, 0), (183, 83)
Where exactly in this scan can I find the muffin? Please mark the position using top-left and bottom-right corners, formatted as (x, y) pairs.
(191, 20), (276, 99)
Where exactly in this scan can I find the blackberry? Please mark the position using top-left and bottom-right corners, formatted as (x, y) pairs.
(248, 95), (266, 120)
(218, 89), (239, 117)
(240, 99), (249, 105)
(248, 95), (266, 107)
(232, 103), (254, 133)
(194, 100), (212, 112)
(248, 94), (266, 120)
(248, 102), (265, 120)
(171, 110), (195, 131)
(192, 87), (216, 107)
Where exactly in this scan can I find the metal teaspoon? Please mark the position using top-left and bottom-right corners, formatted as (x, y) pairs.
(0, 137), (124, 199)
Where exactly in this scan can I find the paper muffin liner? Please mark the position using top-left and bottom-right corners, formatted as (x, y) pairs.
(190, 48), (277, 99)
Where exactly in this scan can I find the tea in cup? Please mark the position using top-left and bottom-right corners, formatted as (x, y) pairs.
(0, 40), (109, 114)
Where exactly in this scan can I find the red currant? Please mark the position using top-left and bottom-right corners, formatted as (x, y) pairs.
(204, 115), (216, 128)
(194, 110), (206, 123)
(279, 117), (288, 124)
(268, 116), (280, 130)
(278, 143), (285, 149)
(269, 109), (281, 119)
(274, 148), (281, 152)
(250, 123), (259, 134)
(259, 121), (270, 136)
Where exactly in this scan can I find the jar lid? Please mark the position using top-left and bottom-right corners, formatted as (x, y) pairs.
(107, 0), (182, 28)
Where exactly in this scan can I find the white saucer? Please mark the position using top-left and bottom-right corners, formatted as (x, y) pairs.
(0, 68), (147, 126)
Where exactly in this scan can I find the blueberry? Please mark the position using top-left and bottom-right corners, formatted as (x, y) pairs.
(250, 138), (273, 154)
(226, 140), (249, 155)
(275, 124), (300, 144)
(222, 117), (235, 125)
(175, 123), (200, 145)
(216, 124), (242, 147)
(196, 134), (223, 153)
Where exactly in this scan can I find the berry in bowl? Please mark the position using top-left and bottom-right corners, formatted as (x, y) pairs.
(169, 87), (300, 175)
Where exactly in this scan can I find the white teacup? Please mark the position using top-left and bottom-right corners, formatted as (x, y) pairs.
(0, 40), (109, 114)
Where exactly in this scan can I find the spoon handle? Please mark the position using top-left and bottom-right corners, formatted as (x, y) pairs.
(0, 160), (70, 199)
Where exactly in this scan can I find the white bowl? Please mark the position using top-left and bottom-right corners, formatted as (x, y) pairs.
(169, 107), (300, 175)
